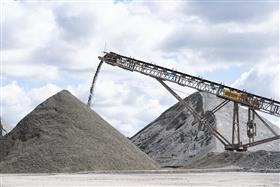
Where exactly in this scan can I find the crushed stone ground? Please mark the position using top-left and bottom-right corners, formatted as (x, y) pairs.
(185, 150), (280, 170)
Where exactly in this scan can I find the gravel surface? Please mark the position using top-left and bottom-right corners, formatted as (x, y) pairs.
(0, 90), (158, 173)
(1, 172), (279, 187)
(185, 150), (280, 171)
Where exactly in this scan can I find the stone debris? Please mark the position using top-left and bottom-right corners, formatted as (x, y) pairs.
(185, 150), (280, 171)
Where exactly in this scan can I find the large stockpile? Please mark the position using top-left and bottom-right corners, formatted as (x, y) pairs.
(131, 92), (280, 167)
(0, 90), (158, 173)
(132, 92), (215, 167)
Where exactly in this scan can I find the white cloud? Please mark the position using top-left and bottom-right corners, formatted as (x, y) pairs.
(1, 81), (33, 126)
(181, 1), (278, 23)
(1, 1), (279, 136)
(3, 2), (57, 50)
(66, 69), (180, 137)
(233, 59), (280, 100)
(28, 83), (62, 104)
(160, 14), (278, 68)
(3, 63), (60, 81)
(1, 82), (62, 126)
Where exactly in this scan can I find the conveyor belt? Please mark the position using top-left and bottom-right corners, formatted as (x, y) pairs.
(99, 52), (280, 117)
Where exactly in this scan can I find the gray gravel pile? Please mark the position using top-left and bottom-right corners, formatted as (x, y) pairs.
(0, 90), (158, 173)
(131, 91), (279, 168)
(131, 92), (216, 167)
(185, 150), (280, 170)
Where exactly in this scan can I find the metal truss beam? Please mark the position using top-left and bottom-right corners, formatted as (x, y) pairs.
(99, 52), (280, 117)
(242, 135), (280, 148)
(211, 100), (230, 115)
(253, 110), (278, 136)
(96, 52), (280, 151)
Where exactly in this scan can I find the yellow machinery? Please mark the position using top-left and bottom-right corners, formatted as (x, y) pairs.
(223, 88), (241, 101)
(223, 88), (259, 108)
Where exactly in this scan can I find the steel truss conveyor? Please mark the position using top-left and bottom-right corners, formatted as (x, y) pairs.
(99, 52), (280, 117)
(91, 51), (280, 151)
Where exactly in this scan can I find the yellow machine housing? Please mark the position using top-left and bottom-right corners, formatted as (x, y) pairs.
(223, 88), (241, 101)
(223, 88), (260, 108)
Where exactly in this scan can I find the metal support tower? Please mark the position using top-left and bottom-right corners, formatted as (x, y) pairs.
(0, 117), (6, 137)
(232, 102), (241, 145)
(225, 103), (243, 151)
(247, 109), (256, 143)
(0, 117), (2, 137)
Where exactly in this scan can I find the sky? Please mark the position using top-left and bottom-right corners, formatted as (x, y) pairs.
(1, 0), (279, 137)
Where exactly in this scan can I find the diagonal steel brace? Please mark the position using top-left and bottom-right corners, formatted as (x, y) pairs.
(156, 78), (230, 146)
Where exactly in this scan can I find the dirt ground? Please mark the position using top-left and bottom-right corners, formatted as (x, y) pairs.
(1, 171), (279, 187)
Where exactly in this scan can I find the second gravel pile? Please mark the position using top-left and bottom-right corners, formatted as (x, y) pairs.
(0, 90), (158, 173)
